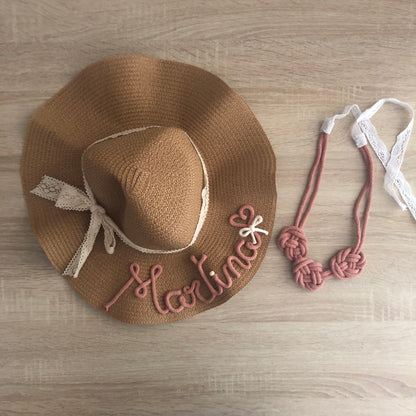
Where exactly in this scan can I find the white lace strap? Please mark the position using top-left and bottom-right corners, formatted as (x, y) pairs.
(353, 98), (416, 220)
(321, 104), (367, 148)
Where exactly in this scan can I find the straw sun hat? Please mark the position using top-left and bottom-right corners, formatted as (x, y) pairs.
(21, 55), (276, 324)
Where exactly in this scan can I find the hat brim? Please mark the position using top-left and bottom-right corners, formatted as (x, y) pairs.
(20, 55), (276, 324)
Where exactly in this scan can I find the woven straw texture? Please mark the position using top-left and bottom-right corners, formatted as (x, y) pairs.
(20, 55), (276, 324)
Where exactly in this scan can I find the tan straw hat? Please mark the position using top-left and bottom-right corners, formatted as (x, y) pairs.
(20, 55), (276, 324)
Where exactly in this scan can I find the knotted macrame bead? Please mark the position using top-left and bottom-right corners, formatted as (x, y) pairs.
(330, 248), (366, 280)
(292, 257), (324, 291)
(277, 226), (308, 262)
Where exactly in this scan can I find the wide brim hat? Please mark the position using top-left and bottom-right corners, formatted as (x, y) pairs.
(21, 55), (276, 324)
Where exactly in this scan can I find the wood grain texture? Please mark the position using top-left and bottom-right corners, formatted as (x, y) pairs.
(1, 0), (415, 415)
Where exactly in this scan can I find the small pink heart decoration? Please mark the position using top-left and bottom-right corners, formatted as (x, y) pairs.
(229, 204), (255, 228)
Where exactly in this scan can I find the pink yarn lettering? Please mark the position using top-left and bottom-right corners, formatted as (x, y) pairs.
(105, 205), (265, 314)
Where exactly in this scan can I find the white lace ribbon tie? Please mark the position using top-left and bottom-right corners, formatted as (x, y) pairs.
(31, 175), (116, 278)
(354, 98), (416, 220)
(321, 99), (416, 222)
(239, 215), (269, 244)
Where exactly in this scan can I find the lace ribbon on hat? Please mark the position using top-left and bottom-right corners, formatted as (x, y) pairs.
(30, 126), (210, 278)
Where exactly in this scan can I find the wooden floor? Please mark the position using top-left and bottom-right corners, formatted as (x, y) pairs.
(1, 1), (416, 415)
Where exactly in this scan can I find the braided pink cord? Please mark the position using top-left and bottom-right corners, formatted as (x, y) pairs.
(277, 132), (374, 291)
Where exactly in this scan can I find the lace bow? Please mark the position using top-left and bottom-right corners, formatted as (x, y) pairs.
(31, 175), (116, 277)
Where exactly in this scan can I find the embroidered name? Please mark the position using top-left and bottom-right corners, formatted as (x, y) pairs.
(105, 205), (267, 314)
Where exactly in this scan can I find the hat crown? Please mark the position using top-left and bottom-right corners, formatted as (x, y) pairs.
(82, 126), (204, 251)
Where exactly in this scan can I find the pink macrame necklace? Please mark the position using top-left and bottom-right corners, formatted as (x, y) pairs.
(277, 108), (374, 291)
